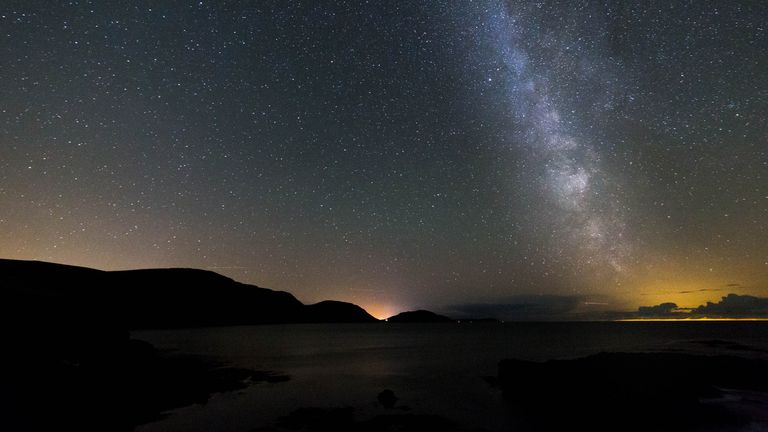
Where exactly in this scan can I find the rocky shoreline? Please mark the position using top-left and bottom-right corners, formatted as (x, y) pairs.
(2, 337), (288, 431)
(498, 351), (768, 431)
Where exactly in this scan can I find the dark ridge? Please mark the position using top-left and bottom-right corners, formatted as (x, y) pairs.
(0, 258), (376, 329)
(112, 267), (306, 328)
(387, 310), (454, 323)
(304, 300), (381, 323)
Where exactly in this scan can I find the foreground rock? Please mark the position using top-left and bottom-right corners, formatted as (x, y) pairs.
(498, 352), (768, 431)
(0, 340), (288, 431)
(1, 258), (379, 430)
(252, 406), (477, 432)
(2, 337), (288, 431)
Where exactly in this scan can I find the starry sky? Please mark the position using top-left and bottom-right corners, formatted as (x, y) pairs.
(1, 1), (766, 318)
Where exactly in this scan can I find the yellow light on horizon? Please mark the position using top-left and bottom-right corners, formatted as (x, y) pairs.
(618, 317), (768, 322)
(361, 303), (403, 320)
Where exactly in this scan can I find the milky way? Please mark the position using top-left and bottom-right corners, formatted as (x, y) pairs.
(1, 1), (766, 316)
(484, 2), (629, 279)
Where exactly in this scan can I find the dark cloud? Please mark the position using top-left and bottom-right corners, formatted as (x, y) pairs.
(725, 283), (742, 287)
(677, 288), (723, 294)
(446, 295), (583, 321)
(448, 293), (768, 321)
(637, 302), (684, 318)
(691, 294), (768, 318)
(636, 294), (768, 319)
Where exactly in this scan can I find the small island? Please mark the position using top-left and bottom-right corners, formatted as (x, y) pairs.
(387, 310), (455, 323)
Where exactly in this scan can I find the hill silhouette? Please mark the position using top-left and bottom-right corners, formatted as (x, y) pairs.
(387, 309), (454, 323)
(1, 258), (377, 329)
(0, 258), (378, 429)
(304, 300), (380, 323)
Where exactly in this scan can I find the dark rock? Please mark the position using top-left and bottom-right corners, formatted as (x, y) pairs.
(275, 407), (355, 431)
(1, 334), (288, 431)
(253, 407), (476, 432)
(361, 413), (468, 432)
(691, 339), (767, 353)
(377, 389), (397, 409)
(498, 352), (768, 431)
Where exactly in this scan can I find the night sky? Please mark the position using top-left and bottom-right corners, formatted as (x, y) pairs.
(2, 1), (766, 318)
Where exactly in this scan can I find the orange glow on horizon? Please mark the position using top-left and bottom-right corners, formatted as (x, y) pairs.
(360, 303), (402, 320)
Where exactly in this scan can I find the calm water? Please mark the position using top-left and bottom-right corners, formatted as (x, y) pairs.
(134, 322), (768, 432)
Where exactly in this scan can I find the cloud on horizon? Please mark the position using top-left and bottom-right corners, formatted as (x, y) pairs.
(691, 294), (768, 318)
(439, 293), (768, 321)
(676, 288), (723, 294)
(637, 293), (768, 319)
(445, 295), (584, 321)
(638, 302), (685, 318)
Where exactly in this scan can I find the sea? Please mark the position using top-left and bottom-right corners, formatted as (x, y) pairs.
(133, 321), (768, 432)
